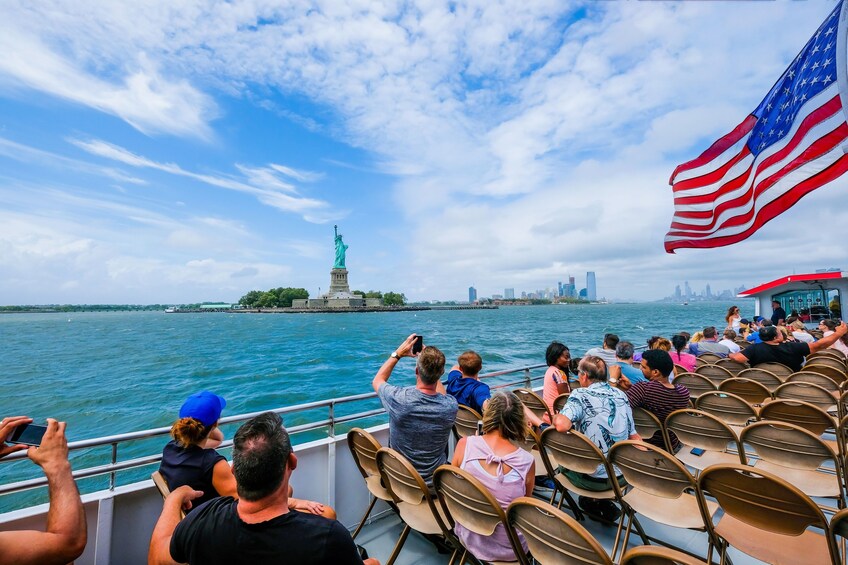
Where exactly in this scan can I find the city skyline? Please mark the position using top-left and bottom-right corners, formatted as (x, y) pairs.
(0, 4), (843, 304)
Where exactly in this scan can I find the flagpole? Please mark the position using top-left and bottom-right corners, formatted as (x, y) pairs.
(838, 0), (848, 152)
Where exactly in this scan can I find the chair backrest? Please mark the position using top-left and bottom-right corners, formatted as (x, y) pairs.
(714, 357), (749, 375)
(717, 378), (772, 405)
(695, 391), (758, 426)
(453, 404), (482, 440)
(539, 428), (612, 478)
(809, 349), (847, 363)
(775, 381), (837, 411)
(553, 392), (570, 415)
(507, 497), (614, 565)
(830, 508), (848, 561)
(151, 471), (185, 519)
(376, 448), (449, 535)
(694, 364), (734, 385)
(673, 364), (689, 377)
(433, 465), (527, 564)
(740, 420), (839, 472)
(758, 399), (835, 436)
(787, 371), (841, 393)
(698, 464), (835, 552)
(630, 407), (671, 452)
(665, 409), (743, 456)
(671, 373), (717, 401)
(347, 427), (383, 479)
(513, 388), (553, 424)
(696, 352), (723, 364)
(608, 440), (698, 500)
(803, 363), (847, 384)
(736, 368), (783, 391)
(753, 362), (794, 380)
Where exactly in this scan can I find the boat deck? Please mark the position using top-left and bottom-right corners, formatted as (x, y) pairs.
(354, 486), (767, 565)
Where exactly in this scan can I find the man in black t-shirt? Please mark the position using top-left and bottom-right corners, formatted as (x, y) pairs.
(148, 412), (379, 565)
(730, 322), (848, 372)
(771, 300), (787, 326)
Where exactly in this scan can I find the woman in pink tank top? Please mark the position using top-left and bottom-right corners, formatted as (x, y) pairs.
(450, 391), (535, 562)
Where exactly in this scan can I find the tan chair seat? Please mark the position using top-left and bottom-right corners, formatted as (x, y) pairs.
(396, 499), (450, 535)
(751, 460), (840, 498)
(622, 489), (717, 530)
(554, 474), (616, 500)
(676, 446), (740, 471)
(365, 474), (393, 501)
(714, 512), (832, 565)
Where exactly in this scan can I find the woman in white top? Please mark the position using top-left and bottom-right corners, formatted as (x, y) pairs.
(789, 320), (815, 343)
(820, 319), (848, 355)
(725, 305), (741, 332)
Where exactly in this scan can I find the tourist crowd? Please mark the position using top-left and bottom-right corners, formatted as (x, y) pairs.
(3, 305), (848, 565)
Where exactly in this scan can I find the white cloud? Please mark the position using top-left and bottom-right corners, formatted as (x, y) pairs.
(70, 138), (336, 221)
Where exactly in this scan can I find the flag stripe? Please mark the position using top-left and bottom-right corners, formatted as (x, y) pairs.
(669, 115), (757, 183)
(665, 151), (848, 251)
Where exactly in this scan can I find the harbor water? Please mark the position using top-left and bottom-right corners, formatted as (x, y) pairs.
(0, 301), (743, 510)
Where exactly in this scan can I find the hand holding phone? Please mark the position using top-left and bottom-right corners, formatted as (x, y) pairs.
(412, 335), (424, 355)
(0, 416), (33, 459)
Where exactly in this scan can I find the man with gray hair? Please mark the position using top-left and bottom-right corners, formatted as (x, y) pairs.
(150, 412), (378, 565)
(553, 356), (639, 522)
(372, 334), (458, 486)
(613, 341), (647, 385)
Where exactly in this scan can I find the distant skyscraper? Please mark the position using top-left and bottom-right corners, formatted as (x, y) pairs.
(468, 286), (477, 303)
(557, 281), (564, 297)
(674, 285), (682, 300)
(586, 272), (597, 301)
(684, 281), (692, 300)
(705, 284), (712, 298)
(505, 288), (515, 299)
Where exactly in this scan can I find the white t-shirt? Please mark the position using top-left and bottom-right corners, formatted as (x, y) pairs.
(718, 338), (741, 353)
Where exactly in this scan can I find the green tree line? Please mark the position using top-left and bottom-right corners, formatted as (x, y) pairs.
(352, 290), (407, 306)
(239, 288), (309, 308)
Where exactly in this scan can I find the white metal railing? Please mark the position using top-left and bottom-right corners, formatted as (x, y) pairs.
(0, 363), (548, 499)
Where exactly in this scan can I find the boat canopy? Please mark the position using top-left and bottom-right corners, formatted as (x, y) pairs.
(738, 271), (846, 323)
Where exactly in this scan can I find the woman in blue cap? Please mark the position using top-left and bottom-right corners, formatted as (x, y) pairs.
(159, 391), (335, 517)
(159, 391), (235, 511)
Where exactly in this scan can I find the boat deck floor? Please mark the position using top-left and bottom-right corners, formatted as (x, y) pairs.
(353, 488), (777, 565)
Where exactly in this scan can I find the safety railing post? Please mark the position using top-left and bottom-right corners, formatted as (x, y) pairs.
(524, 368), (531, 388)
(109, 443), (118, 490)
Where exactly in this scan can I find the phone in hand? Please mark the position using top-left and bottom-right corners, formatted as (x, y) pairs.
(690, 447), (706, 457)
(8, 423), (48, 446)
(412, 335), (424, 355)
(477, 420), (483, 436)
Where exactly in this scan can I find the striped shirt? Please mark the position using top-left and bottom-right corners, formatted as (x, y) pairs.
(625, 381), (690, 451)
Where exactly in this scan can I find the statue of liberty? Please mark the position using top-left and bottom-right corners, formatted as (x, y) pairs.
(333, 225), (348, 269)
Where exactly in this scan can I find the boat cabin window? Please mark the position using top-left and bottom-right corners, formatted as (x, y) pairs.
(772, 289), (841, 323)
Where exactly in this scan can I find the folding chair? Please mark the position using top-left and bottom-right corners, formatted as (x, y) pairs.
(717, 378), (771, 405)
(665, 409), (745, 473)
(694, 364), (734, 385)
(151, 470), (185, 519)
(453, 404), (483, 440)
(694, 391), (758, 433)
(671, 373), (716, 404)
(507, 496), (614, 565)
(698, 464), (839, 565)
(696, 353), (722, 364)
(513, 388), (553, 425)
(803, 363), (847, 384)
(608, 440), (718, 563)
(775, 381), (838, 415)
(630, 406), (672, 453)
(347, 428), (396, 539)
(788, 371), (841, 394)
(433, 465), (529, 565)
(537, 428), (620, 522)
(376, 448), (457, 565)
(829, 507), (848, 565)
(619, 546), (708, 565)
(752, 362), (794, 380)
(740, 420), (845, 512)
(553, 392), (570, 415)
(736, 368), (783, 392)
(714, 357), (749, 375)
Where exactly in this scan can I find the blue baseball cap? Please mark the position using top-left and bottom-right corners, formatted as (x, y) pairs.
(179, 391), (226, 427)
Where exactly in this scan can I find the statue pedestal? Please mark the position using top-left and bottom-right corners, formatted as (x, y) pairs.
(328, 268), (351, 295)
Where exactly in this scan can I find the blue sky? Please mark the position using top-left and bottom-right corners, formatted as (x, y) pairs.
(0, 1), (844, 304)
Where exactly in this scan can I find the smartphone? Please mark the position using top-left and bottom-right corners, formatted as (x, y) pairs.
(9, 423), (47, 446)
(690, 447), (706, 457)
(477, 420), (483, 436)
(412, 335), (424, 355)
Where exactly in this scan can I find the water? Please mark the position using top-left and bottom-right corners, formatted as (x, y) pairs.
(0, 301), (744, 509)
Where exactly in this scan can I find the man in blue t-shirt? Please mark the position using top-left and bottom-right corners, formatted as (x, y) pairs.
(439, 350), (544, 427)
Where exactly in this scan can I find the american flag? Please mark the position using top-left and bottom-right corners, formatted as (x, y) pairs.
(665, 2), (848, 253)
